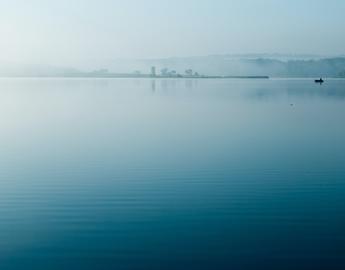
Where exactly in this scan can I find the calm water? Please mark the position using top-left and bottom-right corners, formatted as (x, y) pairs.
(0, 78), (345, 270)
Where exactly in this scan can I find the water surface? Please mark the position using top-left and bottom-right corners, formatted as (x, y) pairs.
(0, 78), (345, 269)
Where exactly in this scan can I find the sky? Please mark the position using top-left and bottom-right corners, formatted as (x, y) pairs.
(0, 0), (344, 67)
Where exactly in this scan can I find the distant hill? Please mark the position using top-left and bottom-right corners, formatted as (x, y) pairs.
(243, 57), (345, 77)
(104, 55), (345, 78)
(116, 56), (345, 78)
(1, 55), (345, 78)
(0, 62), (80, 77)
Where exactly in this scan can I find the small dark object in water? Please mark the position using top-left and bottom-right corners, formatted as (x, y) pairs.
(315, 78), (324, 84)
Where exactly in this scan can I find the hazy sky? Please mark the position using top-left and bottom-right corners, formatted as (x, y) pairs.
(0, 0), (344, 66)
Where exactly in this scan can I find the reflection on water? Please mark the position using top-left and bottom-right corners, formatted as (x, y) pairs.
(0, 78), (345, 270)
(142, 78), (345, 100)
(247, 79), (345, 100)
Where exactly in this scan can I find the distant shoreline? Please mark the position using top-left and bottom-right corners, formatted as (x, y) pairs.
(0, 75), (270, 79)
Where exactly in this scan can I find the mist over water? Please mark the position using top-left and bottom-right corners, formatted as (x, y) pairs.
(1, 0), (345, 68)
(0, 78), (345, 269)
(1, 0), (345, 269)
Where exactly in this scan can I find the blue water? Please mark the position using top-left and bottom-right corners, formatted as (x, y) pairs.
(0, 78), (344, 269)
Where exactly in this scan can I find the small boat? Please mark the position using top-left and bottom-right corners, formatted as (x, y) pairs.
(315, 78), (324, 83)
